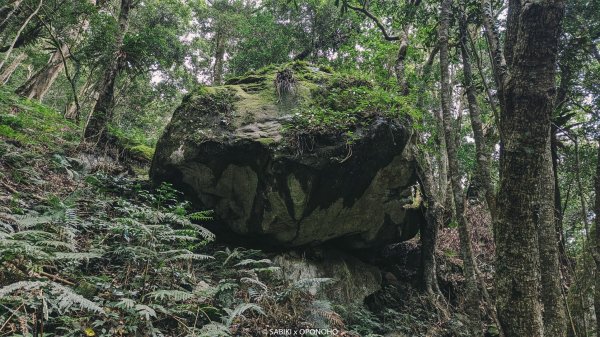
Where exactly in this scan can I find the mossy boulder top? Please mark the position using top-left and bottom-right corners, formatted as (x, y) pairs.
(150, 62), (422, 248)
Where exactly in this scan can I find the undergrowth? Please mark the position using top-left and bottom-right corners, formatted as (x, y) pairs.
(283, 73), (421, 141)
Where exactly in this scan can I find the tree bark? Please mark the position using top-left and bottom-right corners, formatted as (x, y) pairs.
(594, 139), (600, 337)
(0, 0), (43, 71)
(0, 0), (23, 35)
(551, 127), (569, 268)
(458, 9), (495, 218)
(212, 28), (226, 85)
(439, 0), (481, 334)
(495, 0), (566, 336)
(416, 151), (443, 296)
(83, 0), (132, 144)
(16, 0), (95, 101)
(15, 45), (67, 100)
(395, 29), (409, 96)
(0, 52), (26, 84)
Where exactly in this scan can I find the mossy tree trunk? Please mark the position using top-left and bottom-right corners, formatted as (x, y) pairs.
(212, 28), (226, 85)
(495, 0), (566, 336)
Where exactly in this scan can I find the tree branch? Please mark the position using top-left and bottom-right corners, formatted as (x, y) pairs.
(346, 3), (399, 41)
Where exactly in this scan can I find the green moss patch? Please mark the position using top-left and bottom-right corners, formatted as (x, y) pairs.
(0, 88), (80, 150)
(129, 144), (155, 161)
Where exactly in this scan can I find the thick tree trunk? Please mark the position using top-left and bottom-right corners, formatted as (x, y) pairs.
(495, 1), (566, 336)
(0, 52), (25, 84)
(16, 46), (67, 100)
(16, 0), (95, 101)
(83, 0), (131, 144)
(416, 153), (443, 295)
(414, 46), (443, 297)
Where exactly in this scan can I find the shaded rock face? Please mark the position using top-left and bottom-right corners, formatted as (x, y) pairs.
(273, 249), (382, 305)
(151, 64), (422, 248)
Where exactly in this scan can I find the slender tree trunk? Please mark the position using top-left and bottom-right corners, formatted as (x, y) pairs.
(458, 9), (494, 217)
(551, 128), (569, 268)
(593, 139), (600, 337)
(0, 52), (25, 84)
(480, 0), (506, 97)
(65, 75), (96, 121)
(212, 29), (226, 85)
(0, 0), (23, 35)
(440, 0), (481, 334)
(0, 0), (43, 71)
(83, 0), (131, 144)
(495, 0), (566, 336)
(395, 29), (409, 96)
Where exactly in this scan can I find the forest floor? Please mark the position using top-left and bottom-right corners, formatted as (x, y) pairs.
(0, 88), (496, 337)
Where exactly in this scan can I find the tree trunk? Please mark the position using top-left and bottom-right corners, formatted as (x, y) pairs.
(416, 152), (443, 296)
(458, 9), (494, 218)
(0, 52), (25, 84)
(16, 0), (95, 101)
(212, 29), (226, 85)
(83, 0), (131, 144)
(593, 139), (600, 337)
(551, 127), (569, 269)
(0, 0), (43, 71)
(394, 29), (409, 96)
(439, 0), (481, 334)
(65, 75), (97, 121)
(495, 0), (566, 336)
(0, 0), (23, 35)
(414, 46), (443, 298)
(15, 45), (67, 100)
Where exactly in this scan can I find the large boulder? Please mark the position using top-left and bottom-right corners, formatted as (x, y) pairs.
(150, 62), (422, 248)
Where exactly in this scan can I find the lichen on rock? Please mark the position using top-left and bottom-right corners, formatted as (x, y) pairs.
(150, 62), (423, 248)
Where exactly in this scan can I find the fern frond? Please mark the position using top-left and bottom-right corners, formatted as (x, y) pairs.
(240, 277), (268, 292)
(115, 297), (136, 309)
(0, 281), (103, 314)
(36, 240), (76, 250)
(199, 322), (230, 337)
(16, 214), (54, 228)
(52, 251), (103, 260)
(293, 277), (333, 290)
(234, 259), (272, 267)
(225, 303), (265, 327)
(52, 283), (104, 314)
(135, 304), (157, 320)
(149, 289), (194, 302)
(164, 252), (214, 262)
